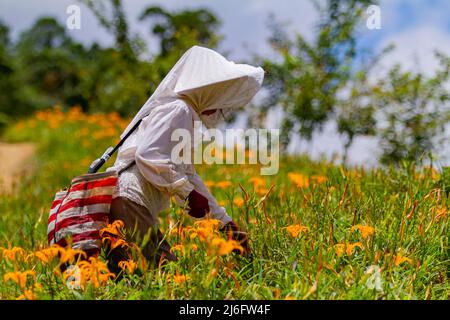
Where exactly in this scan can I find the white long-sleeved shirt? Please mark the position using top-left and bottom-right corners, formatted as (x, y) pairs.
(108, 100), (232, 227)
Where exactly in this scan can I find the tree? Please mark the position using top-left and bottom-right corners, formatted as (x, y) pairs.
(257, 0), (377, 154)
(16, 17), (89, 111)
(372, 54), (450, 165)
(0, 20), (28, 125)
(80, 0), (142, 61)
(140, 6), (221, 57)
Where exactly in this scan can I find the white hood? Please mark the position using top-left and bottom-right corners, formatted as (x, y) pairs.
(120, 45), (264, 137)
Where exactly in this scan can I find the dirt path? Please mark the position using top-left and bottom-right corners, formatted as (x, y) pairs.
(0, 142), (36, 194)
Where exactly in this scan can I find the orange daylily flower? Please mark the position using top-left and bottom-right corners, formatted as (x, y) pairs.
(4, 270), (36, 289)
(118, 259), (137, 274)
(284, 224), (309, 238)
(99, 220), (125, 238)
(211, 238), (243, 256)
(216, 181), (232, 189)
(351, 225), (375, 239)
(334, 242), (364, 257)
(204, 180), (215, 188)
(59, 247), (87, 264)
(102, 237), (129, 250)
(0, 247), (26, 262)
(256, 188), (269, 196)
(16, 288), (37, 300)
(249, 177), (266, 188)
(187, 219), (221, 242)
(311, 175), (328, 184)
(288, 173), (310, 188)
(170, 244), (185, 255)
(33, 245), (64, 264)
(436, 207), (447, 221)
(72, 257), (115, 289)
(172, 273), (190, 284)
(394, 252), (413, 266)
(233, 198), (244, 208)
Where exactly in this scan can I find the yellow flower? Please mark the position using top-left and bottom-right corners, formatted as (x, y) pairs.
(211, 238), (243, 256)
(351, 225), (375, 239)
(170, 244), (185, 256)
(173, 273), (190, 284)
(186, 220), (221, 242)
(73, 257), (115, 289)
(284, 224), (309, 238)
(216, 181), (232, 189)
(288, 173), (310, 188)
(99, 220), (125, 238)
(436, 207), (447, 221)
(334, 242), (364, 257)
(194, 219), (221, 230)
(59, 247), (86, 264)
(394, 252), (413, 266)
(256, 188), (269, 196)
(118, 259), (137, 274)
(233, 197), (244, 208)
(33, 245), (63, 264)
(4, 271), (36, 289)
(249, 177), (266, 188)
(204, 180), (215, 188)
(100, 220), (130, 250)
(311, 175), (328, 184)
(0, 247), (26, 262)
(102, 237), (129, 250)
(16, 288), (37, 300)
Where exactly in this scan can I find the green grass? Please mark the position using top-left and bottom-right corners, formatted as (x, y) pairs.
(0, 107), (448, 300)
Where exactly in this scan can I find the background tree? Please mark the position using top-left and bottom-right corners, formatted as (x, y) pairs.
(140, 6), (221, 57)
(372, 54), (450, 165)
(257, 0), (378, 155)
(139, 5), (222, 80)
(80, 0), (142, 61)
(15, 17), (89, 111)
(0, 20), (27, 130)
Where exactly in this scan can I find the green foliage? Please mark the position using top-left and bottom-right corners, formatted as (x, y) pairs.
(372, 54), (450, 165)
(0, 110), (449, 299)
(0, 2), (222, 118)
(0, 20), (30, 125)
(0, 0), (449, 166)
(80, 0), (142, 61)
(140, 6), (222, 57)
(262, 0), (375, 144)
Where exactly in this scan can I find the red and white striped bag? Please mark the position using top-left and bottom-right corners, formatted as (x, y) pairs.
(47, 171), (118, 256)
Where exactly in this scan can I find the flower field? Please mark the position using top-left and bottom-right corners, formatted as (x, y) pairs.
(0, 107), (448, 300)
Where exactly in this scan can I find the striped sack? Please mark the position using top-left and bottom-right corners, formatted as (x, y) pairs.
(47, 171), (118, 255)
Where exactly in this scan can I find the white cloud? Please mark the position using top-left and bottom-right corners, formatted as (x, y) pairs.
(377, 25), (450, 75)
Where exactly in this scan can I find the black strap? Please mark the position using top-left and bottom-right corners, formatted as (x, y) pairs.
(88, 118), (144, 174)
(112, 119), (143, 156)
(117, 160), (136, 176)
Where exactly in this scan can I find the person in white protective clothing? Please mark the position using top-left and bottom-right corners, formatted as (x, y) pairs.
(106, 45), (265, 266)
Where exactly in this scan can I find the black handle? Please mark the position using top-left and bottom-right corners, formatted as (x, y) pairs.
(88, 158), (106, 174)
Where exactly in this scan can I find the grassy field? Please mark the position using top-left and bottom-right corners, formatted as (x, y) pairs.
(0, 107), (448, 300)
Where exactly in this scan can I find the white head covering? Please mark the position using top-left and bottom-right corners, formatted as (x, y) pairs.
(120, 45), (264, 138)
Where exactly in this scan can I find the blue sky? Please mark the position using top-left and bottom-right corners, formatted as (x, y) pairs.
(2, 0), (449, 70)
(1, 0), (449, 165)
